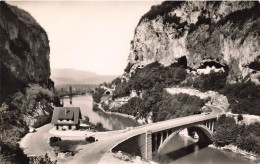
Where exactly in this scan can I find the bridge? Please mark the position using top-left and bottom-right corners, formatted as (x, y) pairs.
(66, 105), (224, 164)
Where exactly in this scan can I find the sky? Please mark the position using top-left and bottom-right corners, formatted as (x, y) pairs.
(8, 1), (162, 75)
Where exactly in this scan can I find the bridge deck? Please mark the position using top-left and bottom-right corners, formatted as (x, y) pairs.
(64, 106), (223, 164)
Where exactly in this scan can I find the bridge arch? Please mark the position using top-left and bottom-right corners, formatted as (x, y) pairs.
(157, 124), (213, 153)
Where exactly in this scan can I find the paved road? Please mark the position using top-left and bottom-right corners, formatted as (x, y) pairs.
(63, 106), (224, 164)
(20, 105), (224, 164)
(20, 124), (57, 160)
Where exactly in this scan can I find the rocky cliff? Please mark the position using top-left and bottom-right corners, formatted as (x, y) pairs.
(128, 1), (260, 83)
(0, 2), (53, 101)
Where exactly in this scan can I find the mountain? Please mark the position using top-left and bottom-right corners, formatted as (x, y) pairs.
(128, 1), (260, 83)
(51, 68), (118, 85)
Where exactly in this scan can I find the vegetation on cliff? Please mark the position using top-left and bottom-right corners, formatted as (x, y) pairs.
(138, 1), (183, 25)
(112, 90), (206, 122)
(104, 62), (207, 122)
(213, 115), (260, 155)
(0, 84), (55, 163)
(182, 71), (260, 116)
(92, 87), (106, 103)
(113, 61), (187, 99)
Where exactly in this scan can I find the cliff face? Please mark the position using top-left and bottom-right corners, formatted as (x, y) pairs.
(129, 1), (260, 83)
(0, 2), (53, 101)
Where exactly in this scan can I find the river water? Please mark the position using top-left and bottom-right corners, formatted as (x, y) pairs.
(64, 94), (255, 164)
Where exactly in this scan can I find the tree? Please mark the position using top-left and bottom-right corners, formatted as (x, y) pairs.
(83, 116), (90, 124)
(29, 154), (57, 164)
(0, 103), (9, 140)
(0, 103), (8, 123)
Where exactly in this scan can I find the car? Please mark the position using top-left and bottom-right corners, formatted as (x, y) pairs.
(205, 112), (210, 115)
(85, 136), (96, 143)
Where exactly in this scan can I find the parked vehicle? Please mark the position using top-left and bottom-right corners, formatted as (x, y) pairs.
(85, 136), (95, 143)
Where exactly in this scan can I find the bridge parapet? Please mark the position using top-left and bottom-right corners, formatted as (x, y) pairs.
(113, 117), (217, 161)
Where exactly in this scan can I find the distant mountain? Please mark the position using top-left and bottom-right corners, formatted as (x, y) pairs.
(51, 68), (118, 85)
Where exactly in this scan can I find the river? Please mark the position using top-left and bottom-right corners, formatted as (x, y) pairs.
(65, 94), (255, 164)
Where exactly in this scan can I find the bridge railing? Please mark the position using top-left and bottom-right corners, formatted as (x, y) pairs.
(132, 113), (218, 131)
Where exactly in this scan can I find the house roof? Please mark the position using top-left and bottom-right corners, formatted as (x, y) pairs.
(51, 107), (82, 125)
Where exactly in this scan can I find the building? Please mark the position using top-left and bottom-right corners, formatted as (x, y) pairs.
(51, 107), (82, 131)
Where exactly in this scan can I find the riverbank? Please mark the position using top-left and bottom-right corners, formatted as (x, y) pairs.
(209, 144), (260, 162)
(96, 102), (152, 125)
(99, 151), (158, 164)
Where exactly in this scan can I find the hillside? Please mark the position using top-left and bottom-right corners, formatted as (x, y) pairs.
(51, 68), (118, 85)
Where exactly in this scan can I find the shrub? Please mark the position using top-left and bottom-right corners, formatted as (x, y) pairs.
(92, 87), (105, 103)
(112, 77), (122, 86)
(83, 116), (90, 124)
(129, 62), (187, 92)
(124, 63), (134, 73)
(11, 84), (54, 114)
(213, 115), (238, 146)
(29, 154), (57, 164)
(117, 89), (205, 123)
(32, 114), (52, 128)
(213, 117), (260, 155)
(113, 81), (131, 98)
(92, 104), (101, 111)
(220, 82), (260, 115)
(192, 71), (228, 92)
(138, 1), (183, 25)
(95, 122), (105, 131)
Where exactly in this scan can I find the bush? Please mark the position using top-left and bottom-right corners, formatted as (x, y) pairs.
(92, 87), (105, 103)
(29, 154), (56, 164)
(92, 104), (101, 111)
(113, 81), (131, 98)
(213, 116), (260, 154)
(33, 114), (52, 128)
(220, 82), (260, 115)
(192, 71), (228, 92)
(117, 89), (205, 123)
(213, 115), (238, 146)
(83, 116), (90, 124)
(112, 77), (122, 86)
(95, 122), (104, 131)
(11, 84), (54, 114)
(138, 1), (183, 25)
(124, 63), (134, 73)
(129, 62), (187, 92)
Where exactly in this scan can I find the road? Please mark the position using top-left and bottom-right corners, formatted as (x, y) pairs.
(20, 105), (224, 164)
(19, 123), (57, 160)
(63, 105), (224, 164)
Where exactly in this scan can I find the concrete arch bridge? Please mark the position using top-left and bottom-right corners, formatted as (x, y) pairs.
(112, 115), (217, 160)
(70, 106), (223, 164)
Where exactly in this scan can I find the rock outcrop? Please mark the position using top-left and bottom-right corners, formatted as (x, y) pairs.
(0, 2), (53, 101)
(128, 1), (260, 83)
